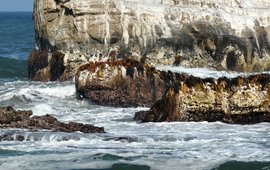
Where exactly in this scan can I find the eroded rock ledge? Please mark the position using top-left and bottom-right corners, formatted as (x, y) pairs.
(76, 58), (270, 124)
(0, 106), (105, 133)
(29, 0), (270, 81)
(76, 53), (166, 107)
(134, 72), (270, 124)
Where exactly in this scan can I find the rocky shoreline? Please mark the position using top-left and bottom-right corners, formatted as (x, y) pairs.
(24, 0), (270, 125)
(76, 57), (270, 124)
(133, 72), (270, 124)
(0, 106), (105, 133)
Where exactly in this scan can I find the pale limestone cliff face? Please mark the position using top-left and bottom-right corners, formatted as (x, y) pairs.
(30, 0), (270, 80)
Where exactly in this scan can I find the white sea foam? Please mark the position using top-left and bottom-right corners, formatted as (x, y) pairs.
(0, 79), (269, 170)
(31, 104), (55, 116)
(33, 84), (75, 98)
(156, 65), (270, 79)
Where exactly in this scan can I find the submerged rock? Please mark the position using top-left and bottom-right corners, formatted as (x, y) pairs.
(0, 134), (26, 142)
(29, 0), (270, 81)
(134, 73), (270, 124)
(0, 106), (105, 133)
(104, 136), (138, 143)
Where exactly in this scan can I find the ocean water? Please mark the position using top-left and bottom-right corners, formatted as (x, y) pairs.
(0, 12), (32, 79)
(0, 12), (270, 170)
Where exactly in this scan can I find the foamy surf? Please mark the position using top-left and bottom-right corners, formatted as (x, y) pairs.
(0, 70), (269, 169)
(1, 10), (270, 170)
(156, 65), (270, 79)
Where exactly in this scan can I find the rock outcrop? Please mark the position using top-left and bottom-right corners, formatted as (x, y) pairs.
(29, 0), (270, 124)
(0, 106), (105, 133)
(76, 57), (270, 124)
(29, 0), (270, 81)
(76, 54), (166, 107)
(134, 73), (270, 124)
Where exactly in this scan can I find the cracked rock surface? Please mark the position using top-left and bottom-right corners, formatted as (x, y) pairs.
(29, 0), (270, 81)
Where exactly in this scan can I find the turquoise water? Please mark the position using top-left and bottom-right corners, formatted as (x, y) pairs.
(0, 12), (269, 170)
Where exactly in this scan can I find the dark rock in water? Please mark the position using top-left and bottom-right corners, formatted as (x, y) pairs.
(134, 111), (149, 122)
(213, 161), (270, 170)
(0, 106), (32, 125)
(0, 106), (105, 133)
(104, 136), (138, 143)
(0, 134), (25, 142)
(134, 73), (270, 124)
(28, 50), (66, 81)
(111, 163), (151, 170)
(76, 58), (166, 107)
(76, 57), (270, 124)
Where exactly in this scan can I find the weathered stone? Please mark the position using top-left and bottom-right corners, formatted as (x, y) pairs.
(134, 73), (270, 124)
(28, 50), (65, 81)
(30, 0), (270, 81)
(76, 56), (166, 107)
(0, 106), (105, 133)
(76, 55), (270, 123)
(29, 0), (270, 124)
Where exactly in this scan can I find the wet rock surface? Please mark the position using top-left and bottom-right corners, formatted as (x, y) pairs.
(0, 106), (105, 133)
(28, 50), (66, 81)
(30, 0), (270, 81)
(0, 133), (26, 142)
(134, 73), (270, 124)
(77, 57), (270, 124)
(76, 56), (166, 107)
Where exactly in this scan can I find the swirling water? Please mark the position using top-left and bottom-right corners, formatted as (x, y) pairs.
(0, 12), (269, 170)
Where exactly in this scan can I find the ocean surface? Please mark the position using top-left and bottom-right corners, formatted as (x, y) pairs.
(0, 12), (270, 170)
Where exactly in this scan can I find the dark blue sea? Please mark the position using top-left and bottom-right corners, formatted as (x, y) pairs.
(0, 12), (269, 170)
(0, 12), (33, 79)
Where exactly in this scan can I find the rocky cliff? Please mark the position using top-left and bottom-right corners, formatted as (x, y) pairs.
(29, 0), (270, 123)
(29, 0), (270, 81)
